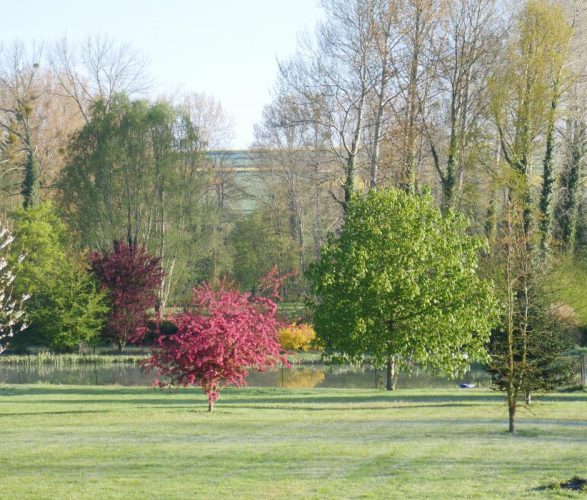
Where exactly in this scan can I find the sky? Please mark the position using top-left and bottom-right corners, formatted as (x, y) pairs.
(1, 0), (324, 149)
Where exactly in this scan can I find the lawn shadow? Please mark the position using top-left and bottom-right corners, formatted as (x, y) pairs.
(0, 409), (106, 417)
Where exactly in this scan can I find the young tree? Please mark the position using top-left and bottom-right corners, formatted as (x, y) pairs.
(308, 188), (497, 390)
(0, 224), (28, 353)
(487, 196), (576, 432)
(145, 281), (286, 411)
(90, 241), (163, 351)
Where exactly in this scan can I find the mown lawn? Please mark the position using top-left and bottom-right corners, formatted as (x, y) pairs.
(0, 385), (585, 499)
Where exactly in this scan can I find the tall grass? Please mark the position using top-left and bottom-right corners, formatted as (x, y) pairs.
(0, 352), (146, 366)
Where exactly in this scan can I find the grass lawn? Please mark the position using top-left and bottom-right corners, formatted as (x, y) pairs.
(0, 385), (585, 499)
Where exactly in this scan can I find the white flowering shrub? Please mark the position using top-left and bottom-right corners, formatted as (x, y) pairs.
(0, 225), (28, 353)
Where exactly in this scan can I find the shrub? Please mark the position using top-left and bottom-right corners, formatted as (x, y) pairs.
(278, 323), (317, 351)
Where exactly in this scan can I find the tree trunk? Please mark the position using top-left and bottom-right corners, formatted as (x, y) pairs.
(22, 150), (40, 209)
(386, 358), (397, 391)
(525, 392), (532, 405)
(539, 96), (558, 254)
(208, 401), (214, 412)
(508, 405), (516, 433)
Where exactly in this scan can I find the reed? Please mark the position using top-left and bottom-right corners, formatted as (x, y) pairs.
(0, 352), (146, 366)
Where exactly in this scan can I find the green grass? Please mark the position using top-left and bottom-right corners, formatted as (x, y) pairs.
(0, 386), (585, 499)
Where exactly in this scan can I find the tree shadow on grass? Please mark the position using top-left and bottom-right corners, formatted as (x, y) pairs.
(0, 409), (106, 417)
(219, 402), (492, 411)
(1, 386), (584, 407)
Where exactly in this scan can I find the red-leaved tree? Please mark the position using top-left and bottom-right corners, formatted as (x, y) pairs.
(90, 241), (164, 351)
(145, 279), (287, 411)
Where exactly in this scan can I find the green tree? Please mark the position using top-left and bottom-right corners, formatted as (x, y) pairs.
(59, 95), (210, 309)
(308, 188), (497, 390)
(490, 0), (572, 239)
(553, 118), (586, 253)
(9, 203), (108, 351)
(230, 207), (300, 293)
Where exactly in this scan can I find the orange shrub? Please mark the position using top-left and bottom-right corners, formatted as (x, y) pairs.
(278, 323), (317, 351)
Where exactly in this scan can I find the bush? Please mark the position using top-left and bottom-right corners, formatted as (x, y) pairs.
(278, 323), (317, 351)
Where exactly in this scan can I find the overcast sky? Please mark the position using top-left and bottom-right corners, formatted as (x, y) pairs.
(2, 0), (324, 149)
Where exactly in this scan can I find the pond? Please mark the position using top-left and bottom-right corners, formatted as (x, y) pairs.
(0, 363), (492, 389)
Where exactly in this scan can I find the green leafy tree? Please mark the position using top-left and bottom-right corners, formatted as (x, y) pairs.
(9, 203), (108, 351)
(308, 188), (497, 390)
(230, 207), (300, 294)
(490, 0), (573, 240)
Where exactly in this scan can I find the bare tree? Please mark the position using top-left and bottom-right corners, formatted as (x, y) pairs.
(0, 41), (45, 209)
(278, 0), (378, 211)
(51, 35), (150, 124)
(424, 0), (501, 211)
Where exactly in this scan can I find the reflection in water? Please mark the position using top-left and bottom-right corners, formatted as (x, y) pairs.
(0, 363), (491, 389)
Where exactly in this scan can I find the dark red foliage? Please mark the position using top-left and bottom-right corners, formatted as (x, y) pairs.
(145, 281), (288, 411)
(90, 241), (164, 351)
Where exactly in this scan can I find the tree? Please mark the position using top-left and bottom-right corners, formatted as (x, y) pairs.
(0, 42), (44, 209)
(490, 0), (573, 238)
(424, 0), (501, 212)
(90, 241), (163, 351)
(60, 94), (213, 308)
(145, 281), (286, 411)
(487, 197), (576, 432)
(51, 35), (149, 125)
(0, 223), (28, 353)
(553, 116), (586, 252)
(229, 207), (300, 293)
(277, 0), (376, 211)
(8, 203), (107, 351)
(309, 188), (497, 390)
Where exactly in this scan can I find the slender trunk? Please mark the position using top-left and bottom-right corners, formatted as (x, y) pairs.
(370, 58), (389, 191)
(525, 392), (532, 405)
(508, 404), (516, 433)
(443, 126), (458, 212)
(402, 6), (421, 193)
(208, 401), (214, 412)
(386, 358), (397, 391)
(343, 94), (365, 212)
(22, 148), (40, 209)
(484, 189), (497, 244)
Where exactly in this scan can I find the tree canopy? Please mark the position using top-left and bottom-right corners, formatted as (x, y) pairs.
(308, 188), (497, 387)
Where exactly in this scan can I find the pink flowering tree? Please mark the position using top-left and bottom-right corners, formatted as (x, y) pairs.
(145, 278), (288, 411)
